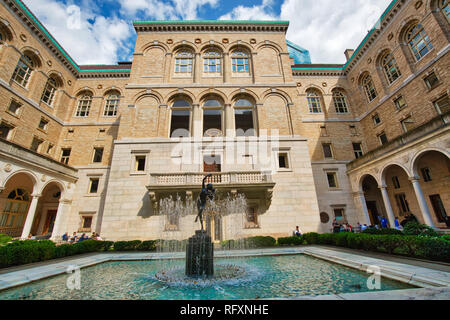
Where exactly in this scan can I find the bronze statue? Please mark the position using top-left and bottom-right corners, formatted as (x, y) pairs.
(195, 174), (216, 231)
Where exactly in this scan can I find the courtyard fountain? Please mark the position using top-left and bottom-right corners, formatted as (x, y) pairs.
(154, 174), (250, 286)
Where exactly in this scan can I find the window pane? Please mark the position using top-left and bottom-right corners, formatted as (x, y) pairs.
(203, 109), (222, 135)
(170, 109), (190, 137)
(235, 108), (254, 136)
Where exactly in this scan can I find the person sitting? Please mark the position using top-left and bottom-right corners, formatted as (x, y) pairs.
(332, 219), (341, 233)
(62, 233), (69, 241)
(70, 232), (78, 243)
(361, 224), (368, 231)
(293, 226), (302, 237)
(78, 233), (87, 242)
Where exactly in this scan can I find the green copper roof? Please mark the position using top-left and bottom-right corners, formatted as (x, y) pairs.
(343, 0), (399, 69)
(133, 20), (289, 24)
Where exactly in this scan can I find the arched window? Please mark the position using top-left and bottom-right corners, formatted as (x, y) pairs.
(381, 52), (401, 84)
(440, 0), (449, 23)
(333, 90), (349, 113)
(234, 98), (255, 136)
(306, 89), (322, 113)
(12, 54), (34, 87)
(231, 50), (249, 73)
(203, 98), (223, 136)
(0, 189), (30, 236)
(170, 99), (191, 138)
(75, 93), (92, 117)
(203, 50), (221, 73)
(41, 77), (59, 106)
(406, 24), (433, 61)
(104, 93), (120, 117)
(361, 74), (377, 102)
(175, 50), (193, 74)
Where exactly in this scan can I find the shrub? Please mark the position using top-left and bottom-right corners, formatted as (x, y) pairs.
(362, 228), (403, 235)
(441, 235), (450, 242)
(403, 222), (439, 237)
(303, 233), (319, 245)
(246, 236), (276, 248)
(156, 239), (187, 252)
(0, 240), (56, 268)
(113, 240), (142, 251)
(277, 236), (304, 246)
(136, 240), (157, 251)
(0, 234), (12, 246)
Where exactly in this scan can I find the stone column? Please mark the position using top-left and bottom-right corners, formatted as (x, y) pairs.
(163, 53), (172, 83)
(192, 104), (202, 138)
(223, 53), (230, 83)
(354, 191), (371, 225)
(21, 194), (41, 239)
(224, 103), (234, 138)
(51, 199), (72, 241)
(410, 177), (435, 228)
(379, 185), (396, 228)
(194, 53), (201, 83)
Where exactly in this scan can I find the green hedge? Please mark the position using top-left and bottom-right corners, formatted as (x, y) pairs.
(221, 236), (277, 249)
(362, 228), (404, 235)
(0, 240), (113, 268)
(0, 234), (12, 246)
(277, 236), (304, 246)
(301, 232), (450, 263)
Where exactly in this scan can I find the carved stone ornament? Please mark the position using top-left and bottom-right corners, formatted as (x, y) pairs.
(4, 164), (12, 172)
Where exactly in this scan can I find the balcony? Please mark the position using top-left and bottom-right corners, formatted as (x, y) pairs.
(147, 171), (275, 208)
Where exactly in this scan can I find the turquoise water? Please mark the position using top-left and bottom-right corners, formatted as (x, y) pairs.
(0, 255), (414, 300)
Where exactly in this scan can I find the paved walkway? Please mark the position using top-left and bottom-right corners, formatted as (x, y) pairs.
(311, 245), (450, 273)
(0, 246), (449, 299)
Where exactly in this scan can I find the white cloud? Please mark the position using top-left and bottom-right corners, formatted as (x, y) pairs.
(280, 0), (392, 63)
(219, 0), (277, 20)
(21, 0), (394, 65)
(219, 0), (392, 63)
(117, 0), (219, 20)
(22, 0), (133, 65)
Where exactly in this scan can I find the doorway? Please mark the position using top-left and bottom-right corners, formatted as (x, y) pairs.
(43, 210), (57, 234)
(429, 194), (448, 226)
(366, 201), (380, 226)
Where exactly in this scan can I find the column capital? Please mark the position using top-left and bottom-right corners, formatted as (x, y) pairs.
(0, 187), (4, 194)
(378, 184), (388, 190)
(31, 194), (42, 199)
(409, 176), (421, 183)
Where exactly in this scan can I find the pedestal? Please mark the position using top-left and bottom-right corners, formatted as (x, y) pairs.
(185, 230), (214, 277)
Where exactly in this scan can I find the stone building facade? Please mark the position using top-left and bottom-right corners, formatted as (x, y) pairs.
(0, 0), (448, 241)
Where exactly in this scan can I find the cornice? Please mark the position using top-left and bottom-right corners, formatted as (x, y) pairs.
(133, 20), (290, 34)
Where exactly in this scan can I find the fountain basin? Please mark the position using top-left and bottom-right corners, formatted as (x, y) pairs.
(0, 253), (416, 300)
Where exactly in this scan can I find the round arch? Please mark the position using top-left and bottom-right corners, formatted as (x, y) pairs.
(74, 87), (95, 97)
(18, 47), (43, 68)
(165, 90), (196, 106)
(380, 162), (412, 186)
(228, 41), (254, 54)
(411, 147), (450, 177)
(255, 41), (283, 53)
(172, 42), (198, 54)
(141, 42), (170, 54)
(358, 173), (381, 192)
(229, 89), (261, 104)
(1, 170), (39, 193)
(0, 18), (15, 42)
(198, 89), (229, 105)
(302, 84), (326, 96)
(200, 43), (226, 54)
(39, 179), (66, 199)
(46, 71), (65, 88)
(261, 89), (293, 105)
(103, 87), (123, 97)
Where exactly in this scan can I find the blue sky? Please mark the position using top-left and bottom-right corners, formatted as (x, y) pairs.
(21, 0), (392, 65)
